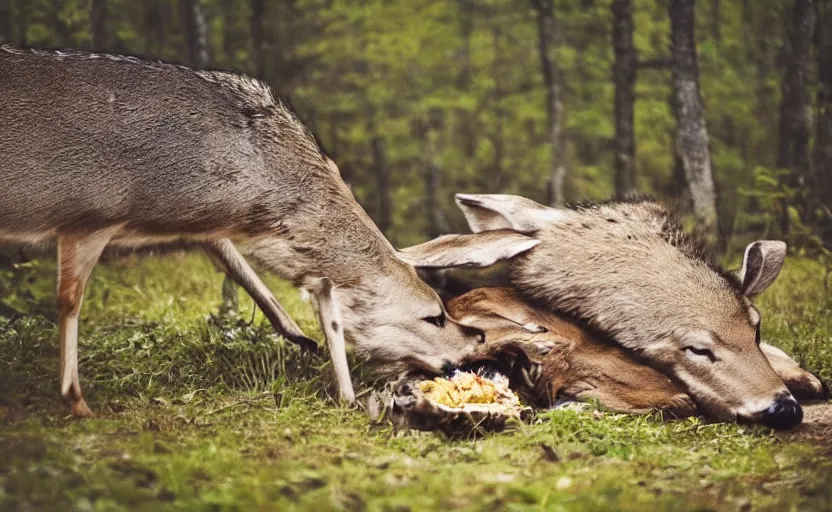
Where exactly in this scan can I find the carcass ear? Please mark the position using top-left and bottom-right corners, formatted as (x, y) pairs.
(454, 193), (567, 233)
(398, 231), (539, 269)
(737, 241), (787, 297)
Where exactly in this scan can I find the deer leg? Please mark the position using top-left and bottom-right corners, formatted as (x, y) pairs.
(202, 244), (239, 314)
(307, 278), (354, 404)
(220, 274), (239, 315)
(203, 239), (319, 353)
(761, 343), (829, 401)
(57, 230), (115, 417)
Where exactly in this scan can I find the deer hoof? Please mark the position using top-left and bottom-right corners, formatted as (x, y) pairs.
(70, 398), (95, 418)
(290, 334), (321, 355)
(338, 388), (357, 407)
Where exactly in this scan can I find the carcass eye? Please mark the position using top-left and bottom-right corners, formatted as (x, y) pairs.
(684, 346), (716, 363)
(423, 313), (446, 328)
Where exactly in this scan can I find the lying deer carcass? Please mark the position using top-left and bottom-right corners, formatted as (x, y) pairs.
(380, 284), (826, 433)
(400, 195), (814, 429)
(380, 286), (696, 436)
(450, 287), (826, 415)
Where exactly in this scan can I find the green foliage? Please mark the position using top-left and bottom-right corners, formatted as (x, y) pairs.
(3, 0), (825, 247)
(733, 167), (831, 256)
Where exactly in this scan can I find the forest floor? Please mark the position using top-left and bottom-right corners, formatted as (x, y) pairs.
(1, 252), (831, 512)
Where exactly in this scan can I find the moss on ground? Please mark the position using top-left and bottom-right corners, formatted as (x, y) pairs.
(1, 252), (831, 511)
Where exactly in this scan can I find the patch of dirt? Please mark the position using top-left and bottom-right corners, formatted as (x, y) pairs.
(785, 403), (832, 453)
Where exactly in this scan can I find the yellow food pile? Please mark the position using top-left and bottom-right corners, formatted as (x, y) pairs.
(417, 372), (519, 411)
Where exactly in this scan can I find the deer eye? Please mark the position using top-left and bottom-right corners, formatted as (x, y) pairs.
(755, 322), (761, 345)
(423, 313), (446, 328)
(684, 346), (717, 363)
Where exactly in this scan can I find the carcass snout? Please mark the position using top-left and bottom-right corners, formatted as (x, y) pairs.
(755, 393), (803, 430)
(441, 360), (456, 376)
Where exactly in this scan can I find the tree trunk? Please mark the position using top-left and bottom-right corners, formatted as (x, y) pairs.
(371, 131), (392, 236)
(49, 0), (72, 47)
(531, 0), (565, 206)
(669, 0), (718, 245)
(15, 0), (27, 46)
(457, 0), (476, 160)
(612, 0), (637, 199)
(220, 0), (236, 65)
(491, 25), (505, 190)
(181, 0), (211, 68)
(421, 123), (450, 239)
(777, 0), (816, 234)
(250, 0), (267, 79)
(0, 0), (13, 43)
(90, 0), (109, 51)
(364, 112), (392, 235)
(711, 0), (721, 43)
(426, 162), (448, 238)
(814, 0), (832, 236)
(144, 0), (166, 56)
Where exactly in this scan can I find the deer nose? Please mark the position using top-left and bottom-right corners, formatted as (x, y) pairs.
(758, 393), (803, 430)
(440, 360), (456, 376)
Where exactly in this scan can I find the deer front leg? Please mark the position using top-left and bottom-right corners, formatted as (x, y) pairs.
(57, 229), (116, 417)
(761, 343), (829, 401)
(203, 239), (319, 353)
(306, 277), (355, 404)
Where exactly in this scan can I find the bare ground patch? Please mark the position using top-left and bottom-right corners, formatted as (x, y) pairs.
(786, 403), (832, 453)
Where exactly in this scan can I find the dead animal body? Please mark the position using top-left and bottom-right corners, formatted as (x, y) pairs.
(383, 286), (826, 435)
(448, 287), (827, 420)
(401, 194), (827, 430)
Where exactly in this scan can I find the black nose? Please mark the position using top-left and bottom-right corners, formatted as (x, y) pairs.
(440, 360), (456, 376)
(758, 393), (803, 430)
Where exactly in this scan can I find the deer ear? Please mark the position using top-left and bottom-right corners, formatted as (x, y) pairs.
(455, 193), (567, 233)
(398, 231), (539, 269)
(737, 241), (787, 297)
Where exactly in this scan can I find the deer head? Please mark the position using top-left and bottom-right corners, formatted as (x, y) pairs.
(252, 227), (543, 384)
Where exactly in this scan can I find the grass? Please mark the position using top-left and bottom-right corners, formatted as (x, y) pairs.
(1, 251), (831, 511)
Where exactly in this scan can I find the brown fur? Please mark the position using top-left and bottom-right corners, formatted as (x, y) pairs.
(449, 288), (697, 418)
(445, 194), (802, 425)
(1, 47), (532, 415)
(508, 201), (784, 419)
(450, 287), (827, 419)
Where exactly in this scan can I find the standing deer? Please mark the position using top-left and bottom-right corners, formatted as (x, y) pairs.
(0, 47), (539, 416)
(400, 194), (809, 429)
(446, 287), (827, 419)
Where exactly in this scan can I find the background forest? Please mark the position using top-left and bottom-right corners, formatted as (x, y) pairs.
(0, 0), (830, 253)
(3, 3), (832, 510)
